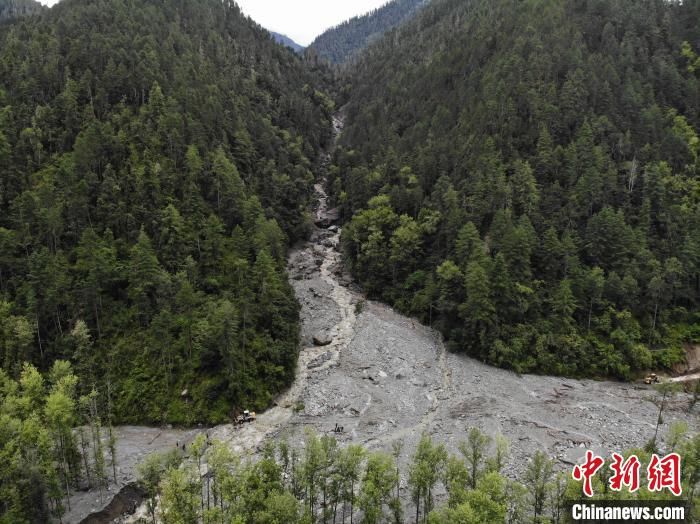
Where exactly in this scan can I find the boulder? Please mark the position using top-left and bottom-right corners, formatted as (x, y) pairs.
(313, 332), (333, 346)
(314, 208), (341, 228)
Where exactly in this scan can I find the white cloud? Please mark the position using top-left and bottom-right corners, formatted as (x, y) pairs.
(35, 0), (389, 46)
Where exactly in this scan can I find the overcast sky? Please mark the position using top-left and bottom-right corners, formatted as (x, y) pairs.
(36, 0), (389, 46)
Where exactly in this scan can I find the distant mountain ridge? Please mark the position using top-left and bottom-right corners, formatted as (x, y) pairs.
(271, 31), (304, 53)
(0, 0), (44, 21)
(308, 0), (428, 64)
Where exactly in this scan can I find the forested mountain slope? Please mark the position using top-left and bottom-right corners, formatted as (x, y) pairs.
(271, 31), (304, 53)
(336, 0), (700, 378)
(307, 0), (428, 65)
(0, 0), (333, 424)
(0, 0), (43, 22)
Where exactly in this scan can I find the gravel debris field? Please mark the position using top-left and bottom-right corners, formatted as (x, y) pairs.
(218, 179), (698, 503)
(276, 224), (698, 485)
(69, 181), (698, 522)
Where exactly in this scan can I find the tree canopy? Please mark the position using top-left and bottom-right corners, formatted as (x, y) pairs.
(0, 0), (333, 424)
(336, 0), (700, 378)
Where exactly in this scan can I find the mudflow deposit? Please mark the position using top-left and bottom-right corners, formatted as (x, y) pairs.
(70, 120), (698, 524)
(214, 179), (699, 481)
(69, 180), (698, 524)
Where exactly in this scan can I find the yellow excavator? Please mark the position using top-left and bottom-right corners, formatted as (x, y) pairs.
(644, 373), (660, 385)
(236, 410), (257, 425)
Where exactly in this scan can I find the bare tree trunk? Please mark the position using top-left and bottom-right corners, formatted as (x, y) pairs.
(36, 315), (44, 362)
(55, 309), (63, 336)
(652, 389), (667, 451)
(79, 428), (92, 489)
(109, 425), (117, 483)
(60, 433), (71, 511)
(94, 299), (102, 339)
(322, 478), (328, 524)
(425, 487), (432, 523)
(649, 302), (659, 346)
(350, 480), (354, 524)
(197, 456), (204, 517)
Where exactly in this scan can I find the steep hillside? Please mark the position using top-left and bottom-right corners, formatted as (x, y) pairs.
(0, 0), (333, 424)
(0, 0), (43, 21)
(271, 31), (304, 53)
(307, 0), (427, 65)
(336, 0), (700, 378)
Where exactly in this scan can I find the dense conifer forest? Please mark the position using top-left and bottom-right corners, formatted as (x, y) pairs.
(307, 0), (427, 65)
(336, 0), (700, 379)
(0, 0), (333, 424)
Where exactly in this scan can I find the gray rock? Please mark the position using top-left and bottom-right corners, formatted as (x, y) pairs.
(314, 208), (341, 228)
(313, 333), (333, 346)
